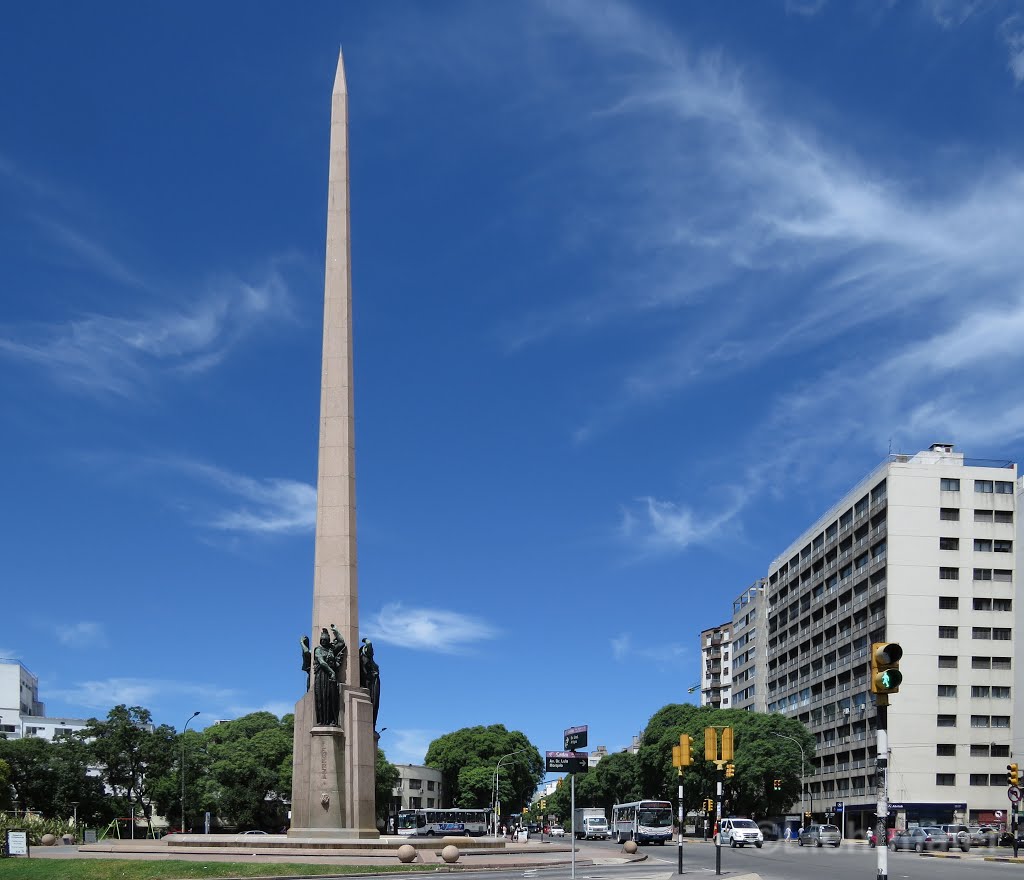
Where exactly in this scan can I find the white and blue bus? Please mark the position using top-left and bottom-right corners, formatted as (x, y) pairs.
(397, 808), (490, 837)
(611, 800), (673, 844)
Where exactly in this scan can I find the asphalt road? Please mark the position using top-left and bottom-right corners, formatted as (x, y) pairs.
(532, 836), (1024, 880)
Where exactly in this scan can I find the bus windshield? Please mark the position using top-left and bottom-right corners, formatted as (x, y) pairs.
(639, 807), (672, 828)
(398, 812), (422, 830)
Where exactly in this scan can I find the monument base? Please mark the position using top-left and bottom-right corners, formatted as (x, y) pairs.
(289, 687), (379, 839)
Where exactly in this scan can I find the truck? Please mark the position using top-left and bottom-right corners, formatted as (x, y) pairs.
(574, 807), (610, 840)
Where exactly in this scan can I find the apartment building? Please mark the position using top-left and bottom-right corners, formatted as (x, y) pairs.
(391, 763), (444, 811)
(699, 622), (733, 708)
(714, 444), (1018, 834)
(0, 658), (89, 741)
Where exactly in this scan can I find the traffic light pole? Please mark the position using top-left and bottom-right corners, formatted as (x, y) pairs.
(875, 701), (888, 880)
(677, 769), (684, 875)
(570, 773), (576, 880)
(715, 768), (723, 876)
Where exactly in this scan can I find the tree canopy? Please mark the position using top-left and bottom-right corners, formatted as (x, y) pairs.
(636, 704), (813, 818)
(424, 725), (542, 811)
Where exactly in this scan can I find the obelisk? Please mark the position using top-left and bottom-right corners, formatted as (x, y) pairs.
(289, 48), (379, 840)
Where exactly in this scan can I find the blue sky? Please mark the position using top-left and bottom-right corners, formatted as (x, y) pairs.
(3, 0), (1024, 770)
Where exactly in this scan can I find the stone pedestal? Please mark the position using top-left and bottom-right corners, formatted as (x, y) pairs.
(289, 686), (379, 839)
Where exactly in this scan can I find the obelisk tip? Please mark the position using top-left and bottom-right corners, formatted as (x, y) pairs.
(334, 47), (347, 95)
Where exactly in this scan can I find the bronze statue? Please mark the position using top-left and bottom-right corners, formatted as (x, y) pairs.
(359, 638), (380, 729)
(300, 635), (312, 691)
(312, 625), (347, 726)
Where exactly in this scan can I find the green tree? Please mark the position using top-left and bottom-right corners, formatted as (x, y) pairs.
(0, 757), (10, 811)
(78, 705), (178, 820)
(0, 737), (57, 815)
(375, 748), (400, 825)
(543, 752), (641, 830)
(424, 725), (542, 811)
(200, 712), (293, 831)
(637, 704), (812, 818)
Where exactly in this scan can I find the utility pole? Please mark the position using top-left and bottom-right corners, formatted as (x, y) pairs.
(871, 642), (903, 880)
(671, 733), (692, 874)
(704, 726), (733, 877)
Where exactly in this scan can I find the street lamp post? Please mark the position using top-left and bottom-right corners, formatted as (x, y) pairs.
(492, 747), (531, 837)
(773, 732), (807, 825)
(181, 711), (200, 835)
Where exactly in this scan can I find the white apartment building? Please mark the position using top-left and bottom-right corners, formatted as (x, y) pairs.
(0, 658), (89, 741)
(720, 444), (1018, 834)
(699, 622), (733, 708)
(391, 763), (444, 811)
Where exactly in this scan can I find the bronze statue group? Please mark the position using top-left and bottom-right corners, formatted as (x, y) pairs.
(301, 626), (380, 729)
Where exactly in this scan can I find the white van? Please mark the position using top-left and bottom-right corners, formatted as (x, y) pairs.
(720, 818), (764, 848)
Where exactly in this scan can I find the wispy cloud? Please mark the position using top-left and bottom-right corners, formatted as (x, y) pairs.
(620, 487), (750, 554)
(47, 677), (239, 714)
(32, 215), (148, 289)
(166, 459), (316, 535)
(610, 632), (688, 666)
(363, 603), (499, 654)
(385, 728), (441, 765)
(785, 0), (827, 16)
(0, 268), (294, 397)
(1001, 14), (1024, 84)
(55, 621), (107, 649)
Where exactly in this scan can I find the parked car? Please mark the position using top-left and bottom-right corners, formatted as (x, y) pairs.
(549, 826), (565, 837)
(969, 825), (999, 846)
(720, 818), (764, 848)
(889, 826), (949, 852)
(527, 823), (541, 834)
(798, 824), (841, 848)
(938, 824), (971, 851)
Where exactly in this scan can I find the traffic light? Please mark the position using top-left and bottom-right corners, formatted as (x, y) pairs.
(541, 799), (547, 810)
(1009, 764), (1020, 787)
(721, 727), (734, 761)
(680, 733), (693, 767)
(725, 763), (735, 778)
(703, 798), (714, 813)
(773, 778), (781, 791)
(870, 642), (903, 695)
(705, 726), (718, 761)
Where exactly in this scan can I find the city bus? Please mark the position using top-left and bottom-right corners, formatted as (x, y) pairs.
(396, 808), (490, 837)
(611, 800), (673, 844)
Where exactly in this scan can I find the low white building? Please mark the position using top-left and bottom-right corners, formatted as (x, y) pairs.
(0, 658), (88, 740)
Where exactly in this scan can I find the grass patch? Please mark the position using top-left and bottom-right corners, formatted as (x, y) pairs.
(0, 860), (438, 879)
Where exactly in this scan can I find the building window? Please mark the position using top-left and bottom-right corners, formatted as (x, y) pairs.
(939, 596), (959, 609)
(937, 715), (957, 727)
(992, 686), (1011, 698)
(941, 478), (960, 491)
(975, 480), (994, 493)
(974, 539), (993, 552)
(937, 744), (956, 756)
(939, 626), (959, 639)
(992, 715), (1011, 728)
(994, 510), (1014, 523)
(973, 627), (992, 640)
(938, 655), (958, 668)
(991, 774), (1008, 785)
(54, 727), (72, 737)
(993, 656), (1012, 670)
(939, 537), (959, 550)
(971, 715), (990, 728)
(427, 798), (435, 808)
(936, 773), (956, 786)
(973, 656), (991, 669)
(25, 726), (43, 736)
(993, 599), (1013, 613)
(971, 685), (991, 698)
(994, 540), (1013, 553)
(938, 684), (958, 697)
(940, 507), (960, 521)
(409, 797), (422, 808)
(408, 779), (422, 790)
(939, 567), (960, 580)
(427, 781), (435, 791)
(970, 744), (990, 757)
(970, 774), (991, 786)
(975, 509), (994, 522)
(995, 480), (1013, 494)
(975, 598), (993, 611)
(993, 569), (1013, 582)
(993, 744), (1011, 756)
(974, 569), (992, 581)
(993, 628), (1012, 640)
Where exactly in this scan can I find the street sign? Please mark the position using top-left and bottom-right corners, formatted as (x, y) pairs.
(835, 801), (844, 813)
(564, 725), (588, 751)
(546, 750), (589, 773)
(1008, 786), (1021, 803)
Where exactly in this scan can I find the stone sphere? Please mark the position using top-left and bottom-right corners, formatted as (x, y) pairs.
(397, 844), (416, 863)
(623, 839), (638, 854)
(40, 834), (57, 846)
(441, 844), (461, 863)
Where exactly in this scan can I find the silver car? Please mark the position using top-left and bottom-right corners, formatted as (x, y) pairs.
(798, 824), (841, 847)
